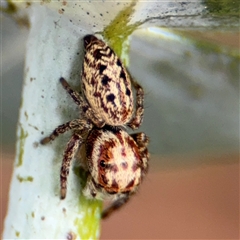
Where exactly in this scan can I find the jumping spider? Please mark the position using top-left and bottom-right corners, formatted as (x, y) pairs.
(41, 35), (149, 218)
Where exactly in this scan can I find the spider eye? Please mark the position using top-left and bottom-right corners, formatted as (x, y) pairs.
(100, 160), (106, 168)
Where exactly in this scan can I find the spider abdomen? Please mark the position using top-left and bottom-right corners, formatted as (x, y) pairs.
(82, 35), (134, 126)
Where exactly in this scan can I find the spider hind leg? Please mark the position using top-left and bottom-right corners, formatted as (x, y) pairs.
(101, 193), (130, 219)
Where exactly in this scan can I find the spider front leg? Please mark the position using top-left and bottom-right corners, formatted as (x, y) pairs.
(60, 77), (105, 128)
(40, 119), (92, 144)
(128, 78), (144, 130)
(60, 132), (84, 199)
(101, 193), (131, 219)
(41, 118), (92, 199)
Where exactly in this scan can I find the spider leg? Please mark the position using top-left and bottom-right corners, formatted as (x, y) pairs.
(101, 193), (131, 219)
(60, 132), (84, 199)
(131, 132), (149, 148)
(131, 132), (150, 173)
(60, 77), (105, 128)
(128, 77), (144, 130)
(40, 119), (92, 144)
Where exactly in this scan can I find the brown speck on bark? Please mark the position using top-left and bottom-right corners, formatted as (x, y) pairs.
(66, 231), (77, 240)
(33, 142), (39, 148)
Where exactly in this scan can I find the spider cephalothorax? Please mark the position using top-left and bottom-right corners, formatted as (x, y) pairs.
(41, 35), (149, 218)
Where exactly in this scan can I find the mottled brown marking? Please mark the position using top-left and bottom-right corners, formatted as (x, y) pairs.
(99, 65), (107, 74)
(101, 174), (109, 185)
(127, 136), (140, 160)
(111, 179), (119, 190)
(131, 162), (139, 172)
(110, 164), (118, 173)
(126, 88), (131, 96)
(115, 129), (124, 145)
(125, 179), (135, 190)
(121, 161), (128, 169)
